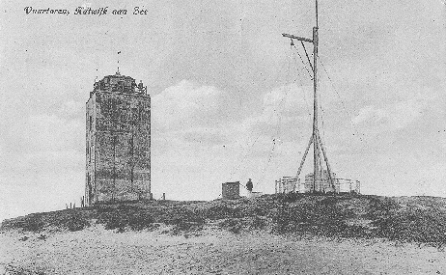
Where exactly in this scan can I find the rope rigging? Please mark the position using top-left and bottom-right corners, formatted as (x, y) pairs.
(290, 49), (312, 117)
(319, 94), (327, 146)
(319, 59), (366, 143)
(291, 43), (313, 80)
(289, 40), (315, 117)
(300, 41), (314, 72)
(226, 52), (292, 183)
(254, 49), (294, 188)
(256, 42), (316, 189)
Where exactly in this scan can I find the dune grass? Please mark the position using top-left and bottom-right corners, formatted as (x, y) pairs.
(2, 194), (446, 248)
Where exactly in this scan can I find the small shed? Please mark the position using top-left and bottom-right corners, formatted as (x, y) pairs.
(222, 181), (240, 199)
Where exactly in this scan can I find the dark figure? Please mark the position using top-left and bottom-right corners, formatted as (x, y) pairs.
(246, 178), (253, 192)
(138, 80), (144, 92)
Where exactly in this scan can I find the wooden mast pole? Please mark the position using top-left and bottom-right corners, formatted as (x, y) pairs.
(312, 0), (320, 192)
(283, 0), (337, 193)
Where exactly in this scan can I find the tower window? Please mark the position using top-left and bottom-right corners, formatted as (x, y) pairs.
(89, 116), (93, 130)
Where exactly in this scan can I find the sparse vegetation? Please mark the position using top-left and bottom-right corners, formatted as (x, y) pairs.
(20, 215), (45, 232)
(5, 264), (46, 275)
(63, 212), (91, 232)
(2, 194), (446, 248)
(37, 234), (47, 241)
(18, 236), (28, 241)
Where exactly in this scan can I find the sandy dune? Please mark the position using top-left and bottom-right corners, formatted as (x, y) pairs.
(1, 225), (446, 275)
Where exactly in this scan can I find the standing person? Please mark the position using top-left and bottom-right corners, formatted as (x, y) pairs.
(138, 80), (144, 92)
(246, 178), (253, 192)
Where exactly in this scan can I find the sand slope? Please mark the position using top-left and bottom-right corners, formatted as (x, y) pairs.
(1, 225), (446, 275)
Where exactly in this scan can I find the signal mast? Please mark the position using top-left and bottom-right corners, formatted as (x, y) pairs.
(282, 0), (336, 192)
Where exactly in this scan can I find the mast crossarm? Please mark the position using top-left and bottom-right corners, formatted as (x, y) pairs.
(282, 33), (313, 44)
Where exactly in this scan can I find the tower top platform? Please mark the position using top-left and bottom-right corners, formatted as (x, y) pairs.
(90, 72), (148, 96)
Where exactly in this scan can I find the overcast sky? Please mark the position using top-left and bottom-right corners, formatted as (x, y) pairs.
(0, 0), (445, 222)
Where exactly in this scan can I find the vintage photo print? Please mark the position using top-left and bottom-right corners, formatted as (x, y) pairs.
(1, 0), (445, 274)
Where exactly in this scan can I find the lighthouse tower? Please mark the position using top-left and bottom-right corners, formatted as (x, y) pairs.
(85, 71), (151, 205)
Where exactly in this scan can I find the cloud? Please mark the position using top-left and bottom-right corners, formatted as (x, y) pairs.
(182, 127), (231, 145)
(0, 114), (84, 184)
(0, 113), (85, 221)
(262, 83), (311, 114)
(153, 80), (313, 144)
(55, 100), (85, 119)
(352, 94), (429, 132)
(241, 83), (313, 141)
(3, 114), (83, 155)
(352, 105), (387, 125)
(152, 80), (225, 132)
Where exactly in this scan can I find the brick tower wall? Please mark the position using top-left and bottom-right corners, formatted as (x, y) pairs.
(86, 74), (151, 205)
